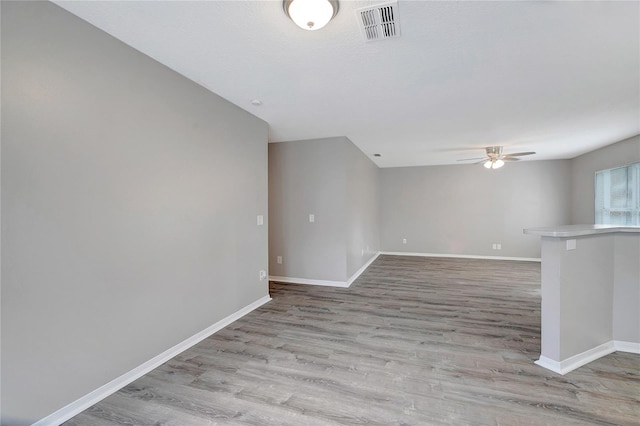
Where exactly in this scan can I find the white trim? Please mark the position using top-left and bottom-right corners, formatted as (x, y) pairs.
(347, 252), (381, 286)
(534, 356), (564, 375)
(535, 341), (616, 375)
(535, 340), (640, 375)
(270, 252), (381, 288)
(379, 251), (541, 262)
(614, 340), (640, 353)
(269, 275), (349, 288)
(34, 295), (272, 426)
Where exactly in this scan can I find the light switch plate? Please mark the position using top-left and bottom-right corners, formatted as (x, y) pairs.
(566, 239), (577, 250)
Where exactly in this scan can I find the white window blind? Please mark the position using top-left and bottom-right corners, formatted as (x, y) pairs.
(595, 162), (640, 225)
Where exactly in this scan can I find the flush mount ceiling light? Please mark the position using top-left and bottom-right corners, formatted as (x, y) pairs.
(284, 0), (339, 31)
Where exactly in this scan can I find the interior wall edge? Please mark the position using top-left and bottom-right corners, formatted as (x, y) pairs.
(269, 251), (381, 288)
(346, 252), (381, 286)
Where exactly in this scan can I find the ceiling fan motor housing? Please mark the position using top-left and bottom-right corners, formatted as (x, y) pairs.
(486, 146), (503, 158)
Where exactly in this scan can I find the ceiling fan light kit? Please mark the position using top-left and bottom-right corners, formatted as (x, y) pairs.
(458, 146), (536, 170)
(484, 159), (505, 169)
(284, 0), (339, 31)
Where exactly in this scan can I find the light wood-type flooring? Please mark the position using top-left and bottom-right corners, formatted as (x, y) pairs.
(66, 255), (639, 425)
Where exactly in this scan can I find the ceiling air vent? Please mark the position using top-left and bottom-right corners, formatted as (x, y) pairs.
(355, 1), (400, 42)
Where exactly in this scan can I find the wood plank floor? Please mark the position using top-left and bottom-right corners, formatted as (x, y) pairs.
(65, 255), (640, 425)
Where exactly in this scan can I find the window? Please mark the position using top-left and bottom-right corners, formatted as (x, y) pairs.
(595, 162), (640, 225)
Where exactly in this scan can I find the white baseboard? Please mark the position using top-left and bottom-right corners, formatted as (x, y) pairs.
(268, 275), (350, 287)
(379, 251), (541, 262)
(270, 253), (381, 288)
(614, 340), (640, 353)
(535, 341), (626, 375)
(269, 251), (538, 287)
(347, 252), (381, 286)
(34, 295), (272, 426)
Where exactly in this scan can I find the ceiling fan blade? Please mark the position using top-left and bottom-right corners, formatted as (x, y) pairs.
(503, 157), (520, 161)
(457, 157), (486, 162)
(505, 151), (536, 157)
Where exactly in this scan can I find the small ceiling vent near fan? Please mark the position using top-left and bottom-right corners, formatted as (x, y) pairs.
(355, 1), (400, 42)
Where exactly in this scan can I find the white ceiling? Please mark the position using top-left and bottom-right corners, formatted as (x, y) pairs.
(54, 0), (639, 168)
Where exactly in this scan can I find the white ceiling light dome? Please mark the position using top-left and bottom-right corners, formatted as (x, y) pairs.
(284, 0), (339, 31)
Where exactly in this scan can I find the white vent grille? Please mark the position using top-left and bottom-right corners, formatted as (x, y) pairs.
(355, 1), (400, 42)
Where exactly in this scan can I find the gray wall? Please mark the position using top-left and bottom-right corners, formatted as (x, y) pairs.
(571, 135), (640, 224)
(380, 160), (572, 258)
(268, 137), (379, 282)
(540, 232), (639, 362)
(613, 234), (640, 343)
(541, 234), (614, 361)
(268, 138), (347, 281)
(346, 142), (380, 277)
(1, 2), (269, 424)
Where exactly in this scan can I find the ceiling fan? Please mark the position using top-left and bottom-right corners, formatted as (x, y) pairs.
(457, 146), (536, 169)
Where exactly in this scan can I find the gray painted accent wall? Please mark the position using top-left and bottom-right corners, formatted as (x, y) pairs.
(613, 234), (640, 343)
(380, 160), (572, 258)
(2, 1), (638, 422)
(557, 235), (614, 358)
(571, 135), (640, 224)
(346, 142), (380, 278)
(268, 138), (347, 282)
(539, 232), (639, 361)
(1, 2), (268, 424)
(268, 137), (379, 282)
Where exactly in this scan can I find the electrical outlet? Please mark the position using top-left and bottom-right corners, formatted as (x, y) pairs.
(309, 214), (315, 223)
(402, 238), (407, 244)
(496, 243), (501, 250)
(257, 215), (264, 226)
(492, 243), (497, 250)
(259, 270), (267, 280)
(277, 256), (282, 264)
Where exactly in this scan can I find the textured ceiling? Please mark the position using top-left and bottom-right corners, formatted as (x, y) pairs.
(54, 0), (639, 167)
